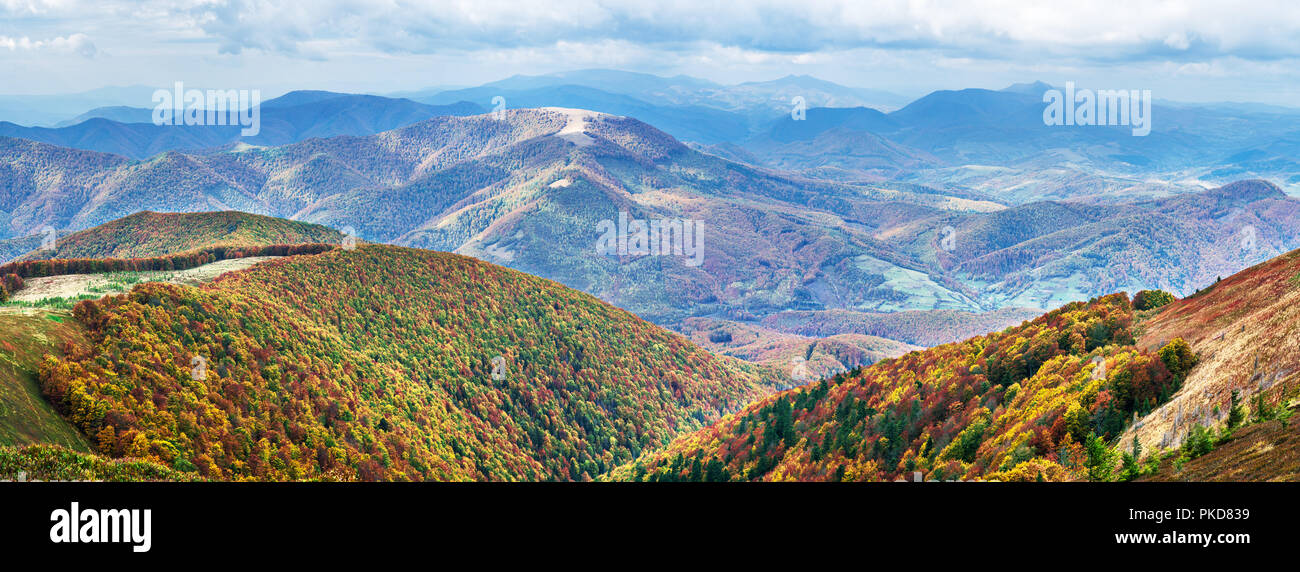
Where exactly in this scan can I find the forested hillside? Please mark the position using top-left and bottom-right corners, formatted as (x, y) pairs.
(885, 180), (1300, 311)
(37, 245), (778, 481)
(610, 293), (1198, 481)
(678, 317), (921, 380)
(5, 109), (1298, 329)
(14, 210), (344, 261)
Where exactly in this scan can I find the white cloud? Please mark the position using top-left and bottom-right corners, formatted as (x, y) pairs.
(154, 0), (1300, 61)
(3, 0), (1300, 105)
(0, 0), (69, 14)
(6, 1), (1300, 63)
(0, 32), (96, 57)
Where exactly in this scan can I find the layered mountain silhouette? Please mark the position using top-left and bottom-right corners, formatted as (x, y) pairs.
(418, 69), (908, 117)
(0, 91), (483, 159)
(9, 75), (1300, 207)
(729, 85), (1300, 203)
(2, 108), (1298, 325)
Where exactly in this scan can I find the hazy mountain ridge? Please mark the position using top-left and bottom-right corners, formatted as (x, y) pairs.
(0, 109), (998, 324)
(10, 75), (1300, 206)
(2, 108), (1297, 327)
(0, 91), (484, 159)
(736, 86), (1300, 200)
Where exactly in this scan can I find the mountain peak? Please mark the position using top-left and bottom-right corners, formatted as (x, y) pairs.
(1213, 179), (1287, 200)
(260, 90), (352, 109)
(1001, 80), (1054, 94)
(536, 106), (615, 118)
(539, 107), (610, 147)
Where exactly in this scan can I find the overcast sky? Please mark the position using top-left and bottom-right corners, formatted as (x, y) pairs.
(3, 0), (1300, 104)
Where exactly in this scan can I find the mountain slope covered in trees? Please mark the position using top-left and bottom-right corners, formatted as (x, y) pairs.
(3, 108), (1298, 330)
(897, 180), (1300, 309)
(0, 109), (1004, 323)
(12, 210), (344, 262)
(0, 443), (191, 481)
(37, 245), (779, 481)
(677, 317), (922, 381)
(609, 292), (1200, 482)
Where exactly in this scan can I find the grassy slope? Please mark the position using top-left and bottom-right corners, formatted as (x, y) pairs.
(0, 311), (95, 451)
(1123, 248), (1300, 454)
(15, 210), (344, 261)
(0, 444), (192, 481)
(1140, 413), (1300, 481)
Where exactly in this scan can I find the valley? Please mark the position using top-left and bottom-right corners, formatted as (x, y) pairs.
(5, 104), (1297, 331)
(4, 256), (275, 307)
(9, 2), (1300, 560)
(0, 187), (1294, 483)
(677, 316), (923, 382)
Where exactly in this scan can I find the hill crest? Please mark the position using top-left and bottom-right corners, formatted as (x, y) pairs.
(37, 244), (780, 480)
(14, 210), (345, 262)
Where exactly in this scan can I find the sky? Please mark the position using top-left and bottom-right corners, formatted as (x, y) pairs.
(2, 0), (1300, 105)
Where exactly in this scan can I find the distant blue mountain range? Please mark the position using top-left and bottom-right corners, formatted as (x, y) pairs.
(3, 72), (1300, 197)
(0, 91), (483, 159)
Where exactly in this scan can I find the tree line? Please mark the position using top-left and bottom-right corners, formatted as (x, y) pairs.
(0, 243), (337, 281)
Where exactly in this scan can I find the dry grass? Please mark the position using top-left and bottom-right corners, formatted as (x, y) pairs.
(1123, 249), (1300, 456)
(1141, 413), (1300, 481)
(10, 256), (276, 304)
